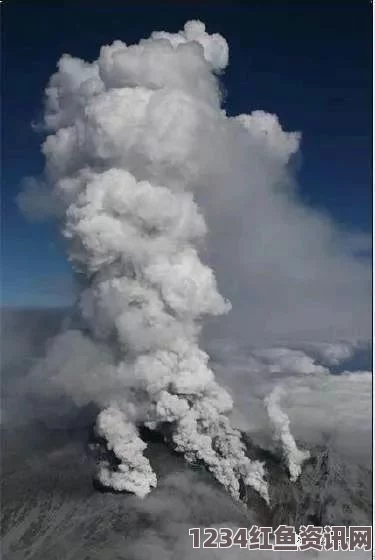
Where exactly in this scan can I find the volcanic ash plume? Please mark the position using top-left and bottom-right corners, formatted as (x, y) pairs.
(265, 386), (310, 481)
(36, 20), (270, 503)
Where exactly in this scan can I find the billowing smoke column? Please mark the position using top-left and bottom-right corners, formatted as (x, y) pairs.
(38, 21), (271, 503)
(265, 386), (310, 482)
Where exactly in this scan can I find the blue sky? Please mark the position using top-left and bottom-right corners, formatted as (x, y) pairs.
(2, 1), (372, 307)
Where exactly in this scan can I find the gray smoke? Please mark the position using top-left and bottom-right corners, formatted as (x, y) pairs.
(24, 21), (275, 502)
(265, 385), (310, 481)
(15, 19), (371, 518)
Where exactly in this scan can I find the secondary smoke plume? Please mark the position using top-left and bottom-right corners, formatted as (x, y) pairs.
(27, 20), (285, 503)
(265, 386), (310, 481)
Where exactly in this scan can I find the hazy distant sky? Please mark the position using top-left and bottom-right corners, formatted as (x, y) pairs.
(2, 0), (372, 307)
